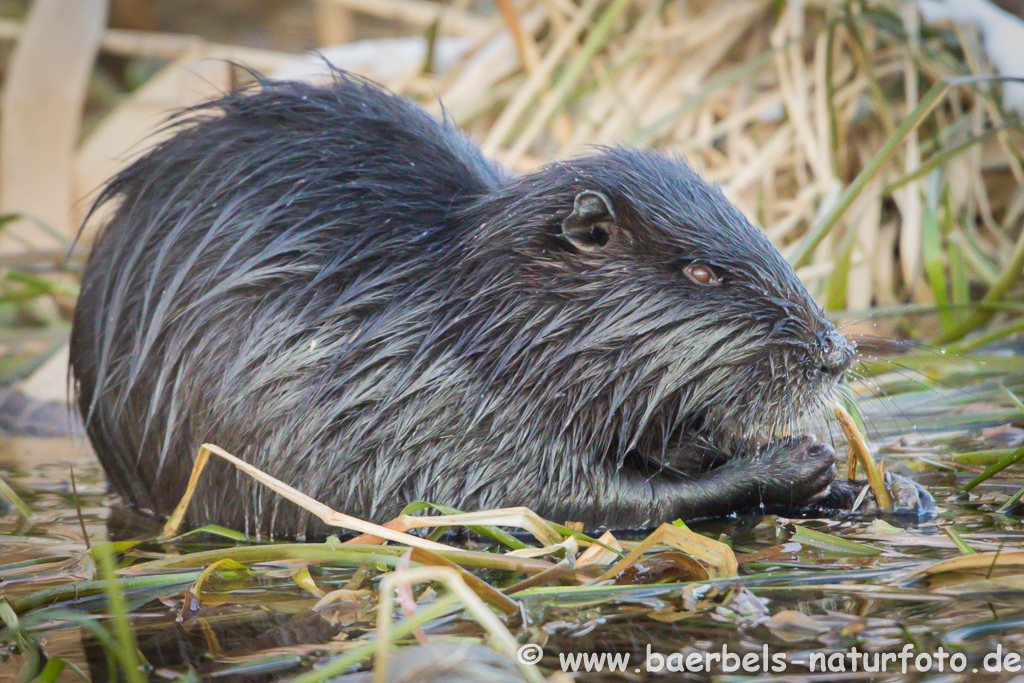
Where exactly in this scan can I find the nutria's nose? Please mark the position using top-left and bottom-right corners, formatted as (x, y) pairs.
(817, 328), (854, 377)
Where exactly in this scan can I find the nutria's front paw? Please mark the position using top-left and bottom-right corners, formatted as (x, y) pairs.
(756, 436), (837, 507)
(810, 471), (936, 520)
(883, 471), (936, 518)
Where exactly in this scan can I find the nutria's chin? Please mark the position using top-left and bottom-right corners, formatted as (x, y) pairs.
(71, 69), (860, 539)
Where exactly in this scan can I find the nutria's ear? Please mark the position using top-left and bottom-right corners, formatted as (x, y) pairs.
(560, 190), (618, 251)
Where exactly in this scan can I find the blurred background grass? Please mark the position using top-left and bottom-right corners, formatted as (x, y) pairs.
(0, 0), (1021, 395)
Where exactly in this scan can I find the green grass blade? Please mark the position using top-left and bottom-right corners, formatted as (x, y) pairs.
(941, 526), (977, 555)
(959, 443), (1024, 494)
(1004, 386), (1024, 416)
(790, 524), (883, 557)
(0, 476), (32, 519)
(883, 126), (1003, 194)
(93, 541), (146, 683)
(921, 173), (950, 330)
(935, 214), (1024, 344)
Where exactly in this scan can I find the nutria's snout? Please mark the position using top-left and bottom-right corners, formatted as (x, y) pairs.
(817, 327), (855, 378)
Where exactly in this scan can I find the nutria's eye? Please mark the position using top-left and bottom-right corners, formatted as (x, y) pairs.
(683, 263), (721, 286)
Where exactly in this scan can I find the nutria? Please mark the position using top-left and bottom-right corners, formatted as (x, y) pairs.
(70, 70), (930, 539)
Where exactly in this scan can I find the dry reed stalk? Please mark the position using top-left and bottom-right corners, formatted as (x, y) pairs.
(0, 18), (293, 68)
(162, 444), (458, 551)
(592, 523), (738, 584)
(495, 0), (539, 73)
(895, 3), (924, 290)
(482, 0), (602, 154)
(848, 177), (884, 312)
(430, 9), (546, 123)
(319, 0), (493, 37)
(833, 404), (892, 510)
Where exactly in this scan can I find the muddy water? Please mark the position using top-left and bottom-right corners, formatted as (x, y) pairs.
(0, 437), (106, 571)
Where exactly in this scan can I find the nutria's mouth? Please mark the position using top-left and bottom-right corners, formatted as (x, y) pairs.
(617, 348), (844, 473)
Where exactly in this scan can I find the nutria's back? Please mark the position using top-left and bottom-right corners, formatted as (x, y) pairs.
(72, 71), (858, 538)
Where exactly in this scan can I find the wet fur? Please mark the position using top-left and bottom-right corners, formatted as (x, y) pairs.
(71, 71), (858, 538)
